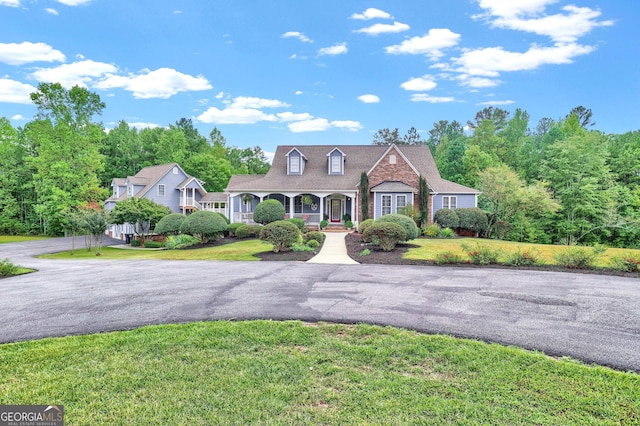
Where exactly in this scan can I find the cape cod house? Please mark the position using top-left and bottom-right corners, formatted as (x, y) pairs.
(104, 163), (227, 240)
(225, 144), (479, 228)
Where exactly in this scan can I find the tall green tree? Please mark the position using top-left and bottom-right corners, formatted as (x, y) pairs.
(360, 172), (369, 220)
(108, 197), (170, 240)
(101, 120), (144, 185)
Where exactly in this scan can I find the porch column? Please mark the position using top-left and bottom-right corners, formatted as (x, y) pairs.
(319, 196), (324, 225)
(350, 195), (355, 224)
(289, 195), (294, 219)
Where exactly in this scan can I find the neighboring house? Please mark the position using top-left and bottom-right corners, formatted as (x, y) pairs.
(105, 163), (227, 240)
(225, 144), (479, 227)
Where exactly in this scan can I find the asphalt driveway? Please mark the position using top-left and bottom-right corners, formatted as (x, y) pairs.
(1, 237), (639, 373)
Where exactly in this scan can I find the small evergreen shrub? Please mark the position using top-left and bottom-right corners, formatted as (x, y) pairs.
(227, 222), (244, 237)
(234, 225), (252, 239)
(319, 219), (328, 230)
(165, 234), (200, 249)
(292, 242), (315, 252)
(456, 208), (488, 235)
(377, 214), (419, 241)
(358, 219), (374, 235)
(360, 249), (371, 256)
(439, 227), (456, 239)
(609, 253), (640, 272)
(306, 239), (320, 249)
(434, 208), (459, 229)
(215, 212), (230, 224)
(504, 248), (540, 266)
(554, 246), (600, 269)
(260, 220), (301, 252)
(143, 241), (165, 249)
(179, 210), (228, 243)
(363, 222), (407, 251)
(130, 239), (142, 247)
(253, 199), (285, 225)
(422, 223), (441, 238)
(436, 251), (464, 265)
(155, 213), (186, 236)
(345, 220), (353, 229)
(288, 217), (305, 231)
(0, 258), (19, 277)
(305, 231), (325, 244)
(461, 242), (502, 265)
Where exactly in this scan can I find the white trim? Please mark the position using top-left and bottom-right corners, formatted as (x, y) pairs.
(157, 184), (165, 197)
(396, 194), (407, 212)
(381, 194), (392, 216)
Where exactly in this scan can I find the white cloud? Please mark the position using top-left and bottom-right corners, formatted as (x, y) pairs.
(351, 8), (392, 20)
(410, 94), (455, 103)
(277, 112), (313, 122)
(0, 42), (66, 65)
(318, 43), (348, 56)
(400, 75), (437, 91)
(45, 8), (59, 15)
(331, 120), (363, 131)
(128, 122), (161, 130)
(231, 96), (289, 109)
(197, 106), (277, 124)
(11, 114), (24, 120)
(456, 75), (501, 88)
(281, 31), (312, 43)
(478, 100), (515, 106)
(288, 118), (331, 133)
(0, 0), (20, 6)
(358, 94), (380, 103)
(95, 67), (212, 99)
(215, 91), (225, 99)
(453, 42), (594, 77)
(354, 21), (410, 36)
(295, 90), (303, 95)
(385, 28), (461, 59)
(0, 78), (37, 104)
(476, 0), (613, 43)
(55, 0), (92, 5)
(31, 59), (117, 88)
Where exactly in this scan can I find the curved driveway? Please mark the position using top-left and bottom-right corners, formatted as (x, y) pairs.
(1, 237), (639, 373)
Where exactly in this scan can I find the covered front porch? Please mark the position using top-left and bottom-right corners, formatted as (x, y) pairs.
(227, 191), (357, 227)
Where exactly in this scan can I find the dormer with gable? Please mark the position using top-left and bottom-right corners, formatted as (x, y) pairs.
(286, 148), (306, 175)
(327, 148), (345, 176)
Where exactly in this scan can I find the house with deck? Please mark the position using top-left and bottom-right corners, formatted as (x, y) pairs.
(225, 144), (479, 228)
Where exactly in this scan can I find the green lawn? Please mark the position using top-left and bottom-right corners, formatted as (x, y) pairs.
(0, 321), (637, 425)
(0, 235), (49, 244)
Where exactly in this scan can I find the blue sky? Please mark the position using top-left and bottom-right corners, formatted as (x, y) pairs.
(0, 0), (637, 156)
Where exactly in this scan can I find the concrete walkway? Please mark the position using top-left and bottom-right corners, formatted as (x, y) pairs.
(307, 232), (359, 264)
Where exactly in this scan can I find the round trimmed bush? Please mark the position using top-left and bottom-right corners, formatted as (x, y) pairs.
(376, 214), (419, 241)
(358, 218), (374, 234)
(154, 213), (186, 236)
(363, 222), (407, 251)
(179, 210), (228, 243)
(434, 208), (459, 229)
(305, 231), (325, 244)
(260, 220), (301, 252)
(253, 199), (285, 225)
(227, 222), (244, 236)
(234, 224), (252, 239)
(456, 207), (488, 235)
(288, 217), (305, 231)
(306, 239), (320, 249)
(214, 212), (230, 224)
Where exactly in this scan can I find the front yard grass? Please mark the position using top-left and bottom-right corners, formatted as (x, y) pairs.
(0, 321), (637, 425)
(0, 235), (49, 244)
(404, 237), (640, 268)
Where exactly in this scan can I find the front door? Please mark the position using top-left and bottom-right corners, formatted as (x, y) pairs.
(330, 199), (342, 223)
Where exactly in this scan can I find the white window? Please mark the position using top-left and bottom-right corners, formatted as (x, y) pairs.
(127, 185), (133, 197)
(173, 166), (178, 174)
(389, 154), (397, 164)
(443, 196), (457, 209)
(330, 154), (341, 174)
(157, 184), (165, 196)
(396, 195), (407, 212)
(381, 195), (392, 216)
(290, 156), (300, 174)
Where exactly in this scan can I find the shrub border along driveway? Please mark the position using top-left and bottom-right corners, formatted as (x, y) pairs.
(0, 237), (639, 373)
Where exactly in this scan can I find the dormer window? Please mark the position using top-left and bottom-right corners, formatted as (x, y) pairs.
(286, 148), (305, 175)
(389, 154), (397, 165)
(327, 148), (345, 175)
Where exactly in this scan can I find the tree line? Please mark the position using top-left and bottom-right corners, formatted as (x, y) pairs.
(0, 83), (270, 236)
(374, 106), (640, 247)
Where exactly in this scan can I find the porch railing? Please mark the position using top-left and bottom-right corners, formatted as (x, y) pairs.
(180, 197), (202, 210)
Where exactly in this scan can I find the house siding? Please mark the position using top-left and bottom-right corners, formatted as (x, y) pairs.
(143, 170), (191, 212)
(432, 194), (477, 212)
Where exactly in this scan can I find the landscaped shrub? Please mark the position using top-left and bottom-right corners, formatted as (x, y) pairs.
(234, 224), (252, 239)
(305, 231), (325, 244)
(360, 249), (371, 256)
(436, 251), (464, 265)
(504, 247), (540, 266)
(358, 219), (374, 234)
(609, 253), (640, 272)
(434, 209), (459, 229)
(288, 217), (305, 231)
(363, 222), (407, 251)
(253, 199), (285, 225)
(292, 242), (315, 252)
(179, 210), (228, 243)
(130, 239), (141, 247)
(260, 220), (301, 252)
(377, 214), (419, 241)
(227, 222), (244, 237)
(165, 234), (200, 249)
(319, 219), (328, 230)
(456, 208), (488, 236)
(439, 227), (456, 239)
(154, 213), (186, 236)
(422, 223), (441, 238)
(215, 212), (230, 224)
(460, 242), (502, 265)
(0, 258), (18, 277)
(554, 246), (600, 269)
(306, 239), (320, 249)
(143, 241), (165, 249)
(345, 220), (354, 229)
